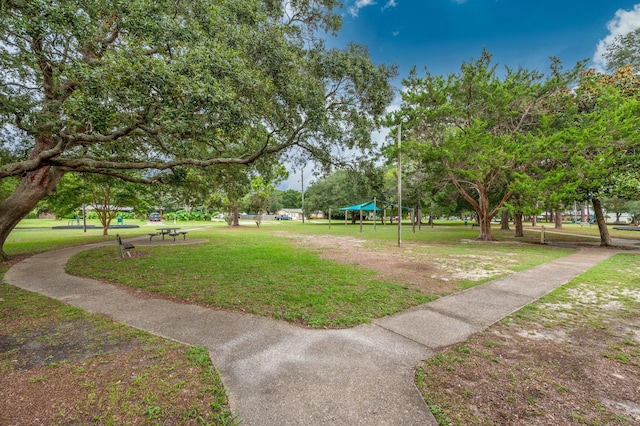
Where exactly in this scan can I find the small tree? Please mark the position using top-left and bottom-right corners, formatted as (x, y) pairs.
(48, 173), (150, 235)
(604, 28), (640, 73)
(244, 166), (286, 227)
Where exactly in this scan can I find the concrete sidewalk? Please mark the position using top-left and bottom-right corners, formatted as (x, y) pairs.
(3, 240), (622, 425)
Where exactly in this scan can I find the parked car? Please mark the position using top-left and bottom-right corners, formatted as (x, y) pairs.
(148, 212), (161, 221)
(275, 214), (292, 220)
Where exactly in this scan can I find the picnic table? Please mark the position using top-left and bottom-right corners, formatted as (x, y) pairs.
(154, 227), (188, 242)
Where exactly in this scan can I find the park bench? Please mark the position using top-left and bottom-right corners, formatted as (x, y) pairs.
(167, 230), (188, 242)
(116, 234), (135, 258)
(148, 232), (160, 241)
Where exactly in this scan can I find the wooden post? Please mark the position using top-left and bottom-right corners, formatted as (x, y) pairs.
(373, 198), (377, 230)
(412, 208), (416, 234)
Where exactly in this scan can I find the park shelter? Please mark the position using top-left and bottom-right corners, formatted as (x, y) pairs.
(337, 200), (411, 215)
(336, 200), (411, 231)
(338, 201), (381, 213)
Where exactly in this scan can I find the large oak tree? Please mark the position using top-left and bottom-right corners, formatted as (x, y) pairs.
(0, 0), (395, 258)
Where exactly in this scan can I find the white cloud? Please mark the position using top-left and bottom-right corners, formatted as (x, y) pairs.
(382, 0), (397, 11)
(349, 0), (377, 17)
(593, 4), (640, 71)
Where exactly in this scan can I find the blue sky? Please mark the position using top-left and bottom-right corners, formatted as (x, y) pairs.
(281, 1), (640, 190)
(334, 1), (640, 78)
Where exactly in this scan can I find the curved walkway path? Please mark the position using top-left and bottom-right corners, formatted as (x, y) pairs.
(4, 236), (634, 425)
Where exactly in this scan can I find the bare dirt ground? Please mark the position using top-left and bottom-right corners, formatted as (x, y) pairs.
(283, 233), (519, 296)
(416, 282), (640, 425)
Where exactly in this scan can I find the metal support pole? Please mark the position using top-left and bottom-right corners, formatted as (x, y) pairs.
(397, 122), (402, 248)
(373, 198), (377, 231)
(301, 167), (305, 224)
(412, 208), (416, 234)
(82, 203), (87, 233)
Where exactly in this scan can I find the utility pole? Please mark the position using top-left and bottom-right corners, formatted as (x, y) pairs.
(301, 167), (305, 224)
(397, 122), (402, 248)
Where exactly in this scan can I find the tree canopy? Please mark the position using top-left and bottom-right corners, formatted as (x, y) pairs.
(394, 50), (584, 240)
(604, 27), (640, 72)
(0, 0), (395, 258)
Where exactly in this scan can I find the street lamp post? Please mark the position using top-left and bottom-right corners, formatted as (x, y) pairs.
(301, 167), (305, 224)
(397, 121), (402, 248)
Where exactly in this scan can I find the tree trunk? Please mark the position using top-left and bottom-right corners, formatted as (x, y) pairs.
(532, 215), (537, 227)
(554, 210), (563, 229)
(231, 204), (240, 226)
(475, 188), (494, 240)
(0, 167), (64, 259)
(581, 203), (588, 223)
(514, 212), (524, 237)
(592, 198), (612, 246)
(478, 214), (493, 240)
(446, 172), (509, 241)
(500, 210), (510, 230)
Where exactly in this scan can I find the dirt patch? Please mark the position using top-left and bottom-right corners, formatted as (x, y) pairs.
(417, 281), (640, 425)
(0, 283), (233, 425)
(281, 233), (515, 296)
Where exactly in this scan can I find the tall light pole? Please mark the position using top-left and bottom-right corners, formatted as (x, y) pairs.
(301, 167), (305, 224)
(397, 121), (402, 248)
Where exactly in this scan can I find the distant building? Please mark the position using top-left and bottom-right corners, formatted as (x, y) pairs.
(276, 208), (303, 220)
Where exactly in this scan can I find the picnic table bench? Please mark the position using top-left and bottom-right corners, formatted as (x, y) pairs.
(116, 234), (135, 258)
(156, 228), (188, 242)
(167, 230), (188, 242)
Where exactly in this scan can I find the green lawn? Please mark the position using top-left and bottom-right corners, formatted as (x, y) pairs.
(64, 222), (581, 328)
(66, 227), (433, 327)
